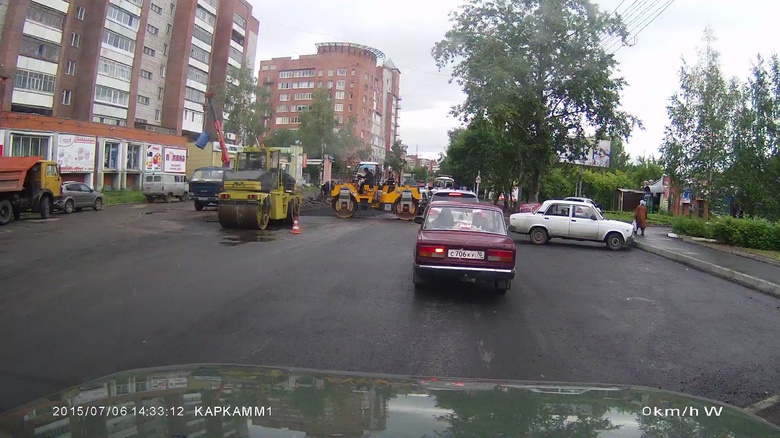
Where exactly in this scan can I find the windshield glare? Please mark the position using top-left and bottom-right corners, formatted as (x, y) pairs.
(424, 206), (506, 234)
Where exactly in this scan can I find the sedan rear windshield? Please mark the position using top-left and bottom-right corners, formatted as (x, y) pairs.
(424, 206), (506, 234)
(192, 169), (226, 182)
(432, 192), (478, 202)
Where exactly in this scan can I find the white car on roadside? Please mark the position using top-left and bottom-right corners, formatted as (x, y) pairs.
(509, 199), (634, 250)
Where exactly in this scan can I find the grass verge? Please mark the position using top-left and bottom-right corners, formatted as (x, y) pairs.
(602, 210), (673, 226)
(103, 190), (146, 206)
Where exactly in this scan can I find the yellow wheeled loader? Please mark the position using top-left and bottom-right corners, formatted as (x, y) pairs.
(331, 162), (422, 221)
(218, 147), (303, 230)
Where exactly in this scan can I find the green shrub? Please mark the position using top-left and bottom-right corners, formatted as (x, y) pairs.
(671, 217), (713, 239)
(674, 216), (778, 250)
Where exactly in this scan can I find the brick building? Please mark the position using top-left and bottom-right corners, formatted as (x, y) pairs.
(0, 0), (259, 189)
(259, 42), (401, 163)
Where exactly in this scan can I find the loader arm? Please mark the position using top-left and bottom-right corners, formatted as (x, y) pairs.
(205, 91), (230, 168)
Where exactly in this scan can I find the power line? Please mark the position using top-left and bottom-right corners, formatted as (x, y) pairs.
(604, 0), (664, 52)
(600, 0), (657, 50)
(598, 0), (644, 48)
(611, 0), (675, 54)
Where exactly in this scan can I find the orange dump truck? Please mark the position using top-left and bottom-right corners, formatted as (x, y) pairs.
(0, 156), (62, 225)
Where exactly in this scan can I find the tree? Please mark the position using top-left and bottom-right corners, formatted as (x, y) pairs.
(216, 65), (273, 147)
(263, 128), (299, 148)
(337, 115), (368, 161)
(384, 140), (407, 177)
(297, 89), (340, 158)
(608, 137), (631, 171)
(433, 0), (641, 203)
(659, 27), (736, 211)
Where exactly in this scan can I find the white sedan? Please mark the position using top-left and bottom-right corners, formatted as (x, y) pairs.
(509, 200), (634, 250)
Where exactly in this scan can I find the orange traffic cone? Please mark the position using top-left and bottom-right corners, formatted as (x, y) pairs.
(291, 216), (301, 234)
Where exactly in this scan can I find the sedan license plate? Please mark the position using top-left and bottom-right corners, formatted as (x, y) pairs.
(448, 249), (484, 260)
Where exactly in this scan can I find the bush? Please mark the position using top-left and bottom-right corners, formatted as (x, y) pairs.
(673, 216), (778, 250)
(671, 217), (713, 239)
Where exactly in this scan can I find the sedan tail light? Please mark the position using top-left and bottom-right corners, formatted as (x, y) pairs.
(487, 249), (514, 263)
(419, 245), (446, 258)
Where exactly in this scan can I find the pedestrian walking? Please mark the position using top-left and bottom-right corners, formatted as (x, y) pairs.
(635, 200), (648, 236)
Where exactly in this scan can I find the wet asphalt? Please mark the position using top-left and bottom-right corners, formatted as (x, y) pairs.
(1, 201), (779, 415)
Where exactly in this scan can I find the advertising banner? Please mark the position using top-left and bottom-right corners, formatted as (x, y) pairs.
(163, 147), (187, 173)
(146, 144), (162, 171)
(212, 141), (243, 154)
(558, 139), (612, 167)
(57, 134), (96, 172)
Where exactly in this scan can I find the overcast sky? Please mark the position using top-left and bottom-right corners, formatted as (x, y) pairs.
(245, 0), (780, 160)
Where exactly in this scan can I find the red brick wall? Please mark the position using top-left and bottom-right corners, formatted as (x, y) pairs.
(162, 1), (197, 134)
(72, 0), (109, 121)
(0, 0), (30, 111)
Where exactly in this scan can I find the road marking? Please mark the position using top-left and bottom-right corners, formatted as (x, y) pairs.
(626, 297), (656, 303)
(26, 219), (60, 223)
(746, 393), (780, 413)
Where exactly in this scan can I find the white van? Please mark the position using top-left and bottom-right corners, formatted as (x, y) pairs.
(143, 173), (189, 203)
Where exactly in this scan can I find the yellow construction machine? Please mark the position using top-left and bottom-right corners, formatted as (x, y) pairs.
(331, 162), (421, 221)
(218, 147), (303, 230)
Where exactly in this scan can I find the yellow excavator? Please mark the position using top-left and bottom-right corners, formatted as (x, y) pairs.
(218, 147), (302, 230)
(331, 162), (421, 220)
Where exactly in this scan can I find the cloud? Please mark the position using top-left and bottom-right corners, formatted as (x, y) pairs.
(246, 0), (780, 160)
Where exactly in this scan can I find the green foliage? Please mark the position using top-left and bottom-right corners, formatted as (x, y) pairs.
(539, 167), (575, 200)
(297, 89), (340, 157)
(410, 165), (429, 183)
(671, 217), (714, 240)
(384, 140), (407, 175)
(264, 129), (299, 148)
(671, 216), (780, 250)
(581, 169), (634, 210)
(216, 65), (273, 147)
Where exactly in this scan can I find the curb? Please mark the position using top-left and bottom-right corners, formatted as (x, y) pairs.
(747, 394), (780, 414)
(680, 237), (780, 268)
(632, 240), (780, 299)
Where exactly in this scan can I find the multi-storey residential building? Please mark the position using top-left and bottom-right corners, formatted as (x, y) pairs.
(0, 0), (259, 189)
(259, 42), (401, 163)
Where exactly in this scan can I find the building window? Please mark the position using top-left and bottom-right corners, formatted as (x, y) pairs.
(279, 71), (293, 78)
(185, 87), (205, 104)
(151, 3), (162, 14)
(61, 90), (72, 105)
(317, 81), (322, 88)
(335, 91), (345, 100)
(278, 82), (290, 89)
(70, 33), (80, 48)
(233, 12), (246, 29)
(292, 82), (314, 89)
(93, 116), (126, 127)
(294, 105), (309, 112)
(76, 6), (85, 20)
(276, 117), (288, 124)
(362, 108), (367, 115)
(351, 69), (356, 76)
(336, 80), (345, 90)
(279, 94), (289, 101)
(160, 65), (166, 78)
(170, 3), (175, 14)
(290, 116), (300, 124)
(155, 109), (161, 121)
(66, 61), (76, 75)
(350, 80), (354, 88)
(318, 70), (323, 76)
(140, 69), (152, 79)
(18, 35), (60, 62)
(327, 70), (333, 77)
(294, 70), (315, 78)
(336, 115), (344, 125)
(95, 85), (130, 107)
(360, 131), (364, 139)
(364, 72), (369, 80)
(276, 105), (290, 112)
(363, 96), (367, 103)
(26, 3), (65, 29)
(163, 44), (168, 56)
(127, 144), (142, 170)
(107, 4), (139, 30)
(158, 87), (164, 99)
(104, 142), (120, 169)
(195, 6), (216, 26)
(334, 103), (343, 112)
(364, 84), (368, 92)
(187, 66), (209, 85)
(192, 24), (212, 45)
(147, 24), (159, 35)
(348, 104), (353, 112)
(294, 93), (313, 100)
(143, 46), (155, 57)
(327, 81), (332, 89)
(12, 135), (49, 157)
(102, 30), (135, 53)
(190, 44), (210, 64)
(98, 57), (132, 81)
(14, 69), (56, 93)
(138, 95), (150, 105)
(166, 23), (172, 34)
(229, 46), (242, 64)
(337, 69), (347, 76)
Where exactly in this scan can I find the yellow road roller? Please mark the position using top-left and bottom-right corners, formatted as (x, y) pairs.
(218, 147), (302, 230)
(331, 162), (422, 221)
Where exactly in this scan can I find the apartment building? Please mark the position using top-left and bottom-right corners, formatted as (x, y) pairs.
(0, 0), (259, 189)
(259, 42), (402, 163)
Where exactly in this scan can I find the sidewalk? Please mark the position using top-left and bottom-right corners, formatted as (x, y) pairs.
(633, 227), (780, 298)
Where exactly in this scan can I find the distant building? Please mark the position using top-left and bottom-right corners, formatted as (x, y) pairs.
(259, 42), (401, 163)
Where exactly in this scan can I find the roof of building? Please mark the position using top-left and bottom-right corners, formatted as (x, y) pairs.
(384, 59), (399, 71)
(315, 42), (385, 61)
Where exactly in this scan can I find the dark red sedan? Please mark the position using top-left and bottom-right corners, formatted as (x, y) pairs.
(412, 202), (516, 294)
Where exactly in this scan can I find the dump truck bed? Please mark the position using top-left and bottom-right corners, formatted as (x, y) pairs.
(0, 156), (44, 192)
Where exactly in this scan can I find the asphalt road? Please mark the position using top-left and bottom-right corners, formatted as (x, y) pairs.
(1, 201), (780, 415)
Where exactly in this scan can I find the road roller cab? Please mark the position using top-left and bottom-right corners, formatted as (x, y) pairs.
(330, 161), (422, 221)
(217, 147), (302, 230)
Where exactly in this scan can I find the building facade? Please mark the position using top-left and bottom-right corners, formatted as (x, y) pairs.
(0, 0), (260, 189)
(259, 42), (402, 163)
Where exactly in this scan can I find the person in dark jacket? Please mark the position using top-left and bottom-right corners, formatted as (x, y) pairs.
(358, 168), (374, 194)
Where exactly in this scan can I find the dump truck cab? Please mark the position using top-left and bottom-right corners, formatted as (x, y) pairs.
(0, 157), (62, 225)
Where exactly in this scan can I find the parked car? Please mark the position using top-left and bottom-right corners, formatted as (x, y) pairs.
(143, 173), (189, 203)
(412, 202), (515, 293)
(563, 197), (603, 214)
(509, 199), (633, 250)
(56, 182), (104, 213)
(189, 167), (231, 211)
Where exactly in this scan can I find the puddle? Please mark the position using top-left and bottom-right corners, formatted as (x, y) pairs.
(220, 231), (277, 246)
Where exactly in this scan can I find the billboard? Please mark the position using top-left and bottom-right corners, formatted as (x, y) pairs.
(146, 144), (162, 171)
(163, 147), (187, 173)
(559, 139), (612, 168)
(57, 134), (96, 172)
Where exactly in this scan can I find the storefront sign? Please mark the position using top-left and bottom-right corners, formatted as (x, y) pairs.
(212, 141), (243, 154)
(163, 147), (187, 173)
(57, 134), (96, 172)
(146, 144), (162, 171)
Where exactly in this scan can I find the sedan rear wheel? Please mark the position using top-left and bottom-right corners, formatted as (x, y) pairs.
(606, 232), (625, 251)
(530, 227), (548, 245)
